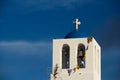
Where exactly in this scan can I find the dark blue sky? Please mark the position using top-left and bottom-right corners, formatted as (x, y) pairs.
(0, 0), (120, 80)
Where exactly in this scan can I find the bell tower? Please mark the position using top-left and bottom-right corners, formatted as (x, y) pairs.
(50, 19), (101, 80)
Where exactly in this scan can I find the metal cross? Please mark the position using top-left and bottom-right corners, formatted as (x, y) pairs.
(73, 18), (81, 31)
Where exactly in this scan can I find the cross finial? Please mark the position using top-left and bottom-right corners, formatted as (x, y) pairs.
(73, 18), (81, 31)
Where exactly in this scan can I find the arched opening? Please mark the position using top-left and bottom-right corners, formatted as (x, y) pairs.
(62, 44), (70, 69)
(77, 44), (86, 68)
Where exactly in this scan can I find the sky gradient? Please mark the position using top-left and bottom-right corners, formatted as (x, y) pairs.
(0, 0), (120, 80)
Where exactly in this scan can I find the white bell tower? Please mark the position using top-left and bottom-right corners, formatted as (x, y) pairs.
(50, 19), (101, 80)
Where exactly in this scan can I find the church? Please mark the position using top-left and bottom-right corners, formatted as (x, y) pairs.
(50, 19), (101, 80)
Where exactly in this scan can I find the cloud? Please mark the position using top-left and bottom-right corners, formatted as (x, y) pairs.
(11, 0), (94, 11)
(0, 41), (52, 55)
(0, 41), (52, 80)
(101, 47), (120, 80)
(92, 16), (120, 79)
(93, 16), (120, 49)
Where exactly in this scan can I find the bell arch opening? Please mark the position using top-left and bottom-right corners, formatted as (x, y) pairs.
(62, 44), (70, 69)
(77, 44), (86, 68)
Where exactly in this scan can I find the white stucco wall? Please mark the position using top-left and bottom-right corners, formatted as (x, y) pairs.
(50, 37), (101, 80)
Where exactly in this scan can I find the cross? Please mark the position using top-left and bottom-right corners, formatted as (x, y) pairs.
(73, 18), (81, 31)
